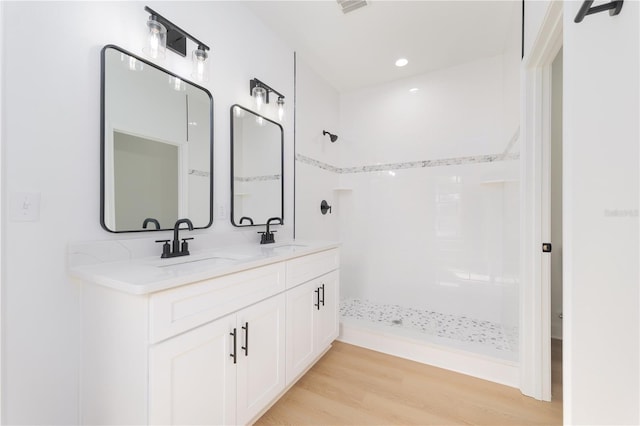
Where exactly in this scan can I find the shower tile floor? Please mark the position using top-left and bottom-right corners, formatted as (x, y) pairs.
(340, 298), (518, 360)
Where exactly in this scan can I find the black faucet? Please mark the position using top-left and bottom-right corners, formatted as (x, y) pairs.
(155, 218), (194, 258)
(239, 216), (254, 225)
(142, 218), (160, 230)
(258, 217), (282, 244)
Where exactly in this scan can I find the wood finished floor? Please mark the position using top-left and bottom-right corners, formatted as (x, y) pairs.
(256, 340), (563, 425)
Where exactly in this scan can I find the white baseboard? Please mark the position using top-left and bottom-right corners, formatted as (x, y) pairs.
(338, 322), (519, 389)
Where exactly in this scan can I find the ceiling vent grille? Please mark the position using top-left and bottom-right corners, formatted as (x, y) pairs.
(337, 0), (368, 14)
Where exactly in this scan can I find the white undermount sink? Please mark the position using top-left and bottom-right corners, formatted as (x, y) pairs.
(148, 254), (246, 271)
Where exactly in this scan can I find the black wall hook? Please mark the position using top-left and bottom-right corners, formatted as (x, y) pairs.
(574, 0), (623, 23)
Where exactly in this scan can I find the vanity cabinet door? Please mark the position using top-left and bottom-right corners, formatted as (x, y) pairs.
(285, 270), (340, 384)
(285, 280), (317, 383)
(148, 314), (237, 426)
(236, 294), (286, 425)
(315, 270), (340, 351)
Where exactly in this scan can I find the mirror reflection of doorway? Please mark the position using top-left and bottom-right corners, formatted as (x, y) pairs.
(113, 131), (179, 230)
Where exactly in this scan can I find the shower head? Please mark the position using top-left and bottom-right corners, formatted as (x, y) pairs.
(323, 130), (338, 143)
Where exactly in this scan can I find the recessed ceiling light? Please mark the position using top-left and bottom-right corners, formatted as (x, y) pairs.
(409, 87), (419, 93)
(395, 58), (408, 67)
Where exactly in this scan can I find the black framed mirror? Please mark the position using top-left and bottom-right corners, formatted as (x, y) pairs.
(100, 45), (213, 232)
(230, 104), (284, 227)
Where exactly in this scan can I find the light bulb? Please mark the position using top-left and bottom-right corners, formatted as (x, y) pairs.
(143, 17), (166, 60)
(149, 33), (159, 55)
(277, 97), (285, 122)
(191, 46), (209, 82)
(252, 86), (267, 112)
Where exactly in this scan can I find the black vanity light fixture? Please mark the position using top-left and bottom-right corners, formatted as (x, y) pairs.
(250, 78), (286, 122)
(323, 130), (338, 143)
(143, 6), (211, 82)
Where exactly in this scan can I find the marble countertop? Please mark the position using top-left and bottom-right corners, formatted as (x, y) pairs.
(69, 240), (339, 295)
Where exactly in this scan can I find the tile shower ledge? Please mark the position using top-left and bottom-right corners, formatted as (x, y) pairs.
(69, 240), (339, 295)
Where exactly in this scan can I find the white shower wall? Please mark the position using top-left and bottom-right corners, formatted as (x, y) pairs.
(337, 52), (520, 341)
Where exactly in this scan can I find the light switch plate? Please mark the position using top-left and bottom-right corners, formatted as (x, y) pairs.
(10, 192), (41, 222)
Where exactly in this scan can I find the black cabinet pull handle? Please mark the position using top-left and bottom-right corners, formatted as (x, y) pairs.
(320, 284), (325, 307)
(314, 288), (320, 310)
(230, 328), (237, 364)
(241, 322), (249, 356)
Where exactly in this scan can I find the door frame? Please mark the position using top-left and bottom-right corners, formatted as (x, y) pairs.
(0, 1), (4, 420)
(519, 1), (562, 402)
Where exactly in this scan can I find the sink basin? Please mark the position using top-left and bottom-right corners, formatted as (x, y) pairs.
(147, 253), (248, 273)
(153, 256), (240, 275)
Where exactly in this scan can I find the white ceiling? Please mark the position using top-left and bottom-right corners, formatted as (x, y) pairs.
(244, 1), (521, 92)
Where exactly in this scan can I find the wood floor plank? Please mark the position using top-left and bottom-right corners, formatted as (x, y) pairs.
(256, 340), (563, 425)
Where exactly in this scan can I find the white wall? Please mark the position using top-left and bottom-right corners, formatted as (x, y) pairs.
(1, 2), (294, 423)
(563, 1), (639, 423)
(337, 54), (520, 335)
(339, 54), (516, 166)
(294, 58), (340, 241)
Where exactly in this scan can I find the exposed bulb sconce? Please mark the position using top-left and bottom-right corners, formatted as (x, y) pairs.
(250, 78), (286, 122)
(144, 6), (211, 83)
(143, 15), (166, 59)
(277, 97), (285, 122)
(192, 45), (209, 82)
(323, 130), (338, 143)
(252, 85), (267, 112)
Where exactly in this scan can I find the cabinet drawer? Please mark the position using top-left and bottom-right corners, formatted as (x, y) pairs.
(285, 248), (339, 289)
(150, 263), (285, 343)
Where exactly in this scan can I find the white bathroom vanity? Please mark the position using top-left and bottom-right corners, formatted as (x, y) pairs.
(70, 241), (339, 425)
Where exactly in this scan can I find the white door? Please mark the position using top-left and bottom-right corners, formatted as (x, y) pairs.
(149, 314), (237, 425)
(236, 294), (286, 425)
(285, 280), (316, 383)
(315, 270), (339, 351)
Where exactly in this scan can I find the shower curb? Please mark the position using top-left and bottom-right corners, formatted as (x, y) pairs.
(338, 322), (519, 388)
